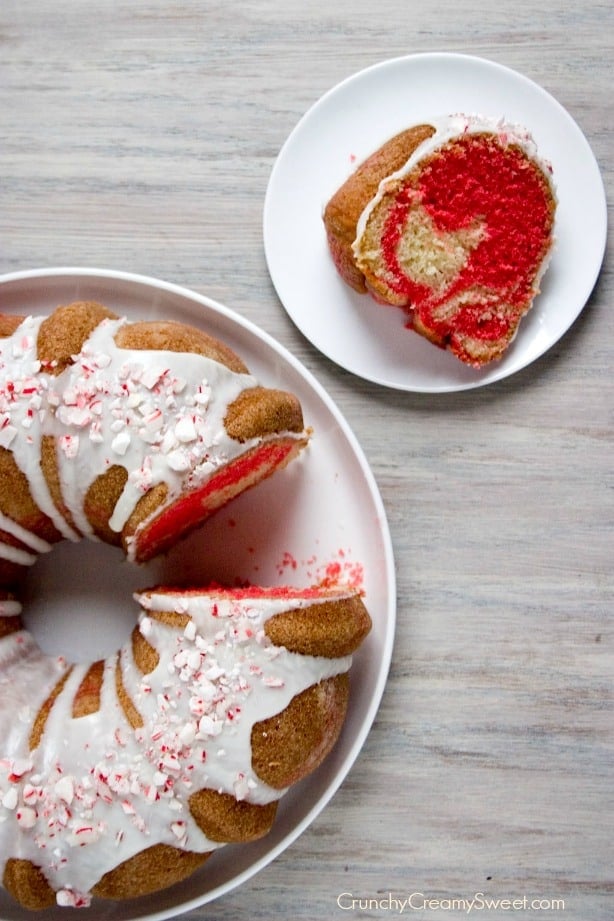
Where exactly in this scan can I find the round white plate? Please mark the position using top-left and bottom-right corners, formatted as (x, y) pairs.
(263, 53), (607, 392)
(0, 267), (396, 921)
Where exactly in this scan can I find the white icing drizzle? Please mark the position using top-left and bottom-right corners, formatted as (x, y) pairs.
(0, 599), (22, 617)
(0, 544), (37, 567)
(0, 590), (354, 906)
(0, 313), (303, 566)
(353, 113), (557, 253)
(0, 630), (68, 888)
(0, 512), (53, 566)
(0, 316), (78, 545)
(0, 513), (53, 556)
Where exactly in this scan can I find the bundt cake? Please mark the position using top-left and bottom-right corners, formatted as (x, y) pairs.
(323, 114), (557, 367)
(0, 300), (308, 585)
(0, 584), (371, 909)
(0, 300), (372, 909)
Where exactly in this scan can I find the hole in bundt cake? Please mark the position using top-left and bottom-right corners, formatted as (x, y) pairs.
(20, 541), (155, 662)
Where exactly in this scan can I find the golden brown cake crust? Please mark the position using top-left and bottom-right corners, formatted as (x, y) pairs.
(323, 125), (436, 291)
(3, 858), (57, 911)
(90, 844), (211, 900)
(115, 319), (249, 374)
(37, 301), (118, 373)
(29, 668), (74, 752)
(72, 660), (105, 718)
(0, 445), (64, 549)
(189, 788), (278, 843)
(131, 623), (160, 674)
(251, 674), (350, 788)
(0, 315), (24, 338)
(264, 595), (371, 657)
(224, 386), (305, 442)
(36, 301), (247, 375)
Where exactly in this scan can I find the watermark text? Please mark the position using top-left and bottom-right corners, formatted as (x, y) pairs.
(337, 891), (565, 914)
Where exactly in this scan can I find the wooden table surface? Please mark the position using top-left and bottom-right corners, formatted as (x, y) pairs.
(0, 1), (611, 920)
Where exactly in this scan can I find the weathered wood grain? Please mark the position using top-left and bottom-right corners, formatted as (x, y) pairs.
(0, 1), (611, 918)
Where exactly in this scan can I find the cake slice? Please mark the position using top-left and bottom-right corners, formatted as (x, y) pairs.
(324, 115), (557, 366)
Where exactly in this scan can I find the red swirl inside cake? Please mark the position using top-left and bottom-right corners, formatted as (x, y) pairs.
(325, 117), (557, 367)
(377, 134), (554, 349)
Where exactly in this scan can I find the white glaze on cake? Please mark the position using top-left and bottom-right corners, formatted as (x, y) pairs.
(0, 314), (303, 563)
(0, 590), (354, 906)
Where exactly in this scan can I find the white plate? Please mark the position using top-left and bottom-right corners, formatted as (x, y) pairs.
(263, 53), (607, 392)
(0, 267), (396, 921)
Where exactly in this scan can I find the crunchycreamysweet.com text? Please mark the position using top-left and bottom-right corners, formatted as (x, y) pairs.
(336, 892), (566, 914)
